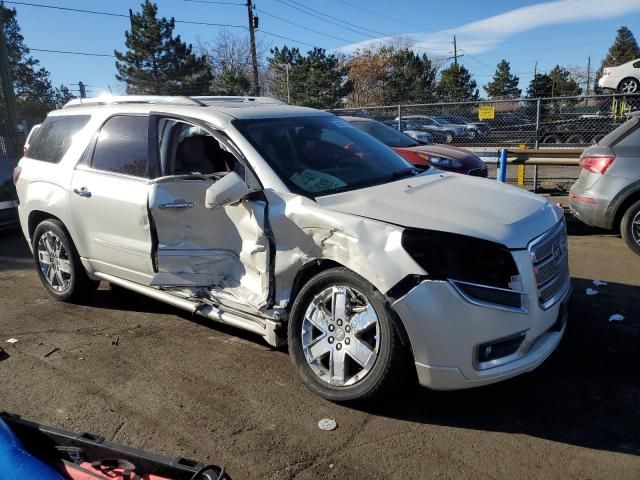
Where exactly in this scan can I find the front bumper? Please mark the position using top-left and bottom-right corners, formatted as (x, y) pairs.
(390, 250), (570, 390)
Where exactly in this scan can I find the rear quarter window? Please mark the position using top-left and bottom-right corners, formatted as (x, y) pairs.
(598, 116), (639, 147)
(90, 115), (149, 178)
(26, 115), (90, 163)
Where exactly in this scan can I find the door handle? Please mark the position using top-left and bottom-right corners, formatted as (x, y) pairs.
(159, 201), (194, 210)
(73, 187), (92, 198)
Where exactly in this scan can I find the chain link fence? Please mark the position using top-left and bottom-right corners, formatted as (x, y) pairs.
(331, 93), (640, 191)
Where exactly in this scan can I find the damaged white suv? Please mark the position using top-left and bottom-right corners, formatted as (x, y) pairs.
(14, 96), (571, 401)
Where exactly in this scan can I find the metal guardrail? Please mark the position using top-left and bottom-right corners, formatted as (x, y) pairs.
(491, 148), (582, 192)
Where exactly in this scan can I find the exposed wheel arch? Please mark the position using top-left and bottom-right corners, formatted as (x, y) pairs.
(28, 210), (63, 241)
(287, 259), (412, 350)
(613, 189), (640, 233)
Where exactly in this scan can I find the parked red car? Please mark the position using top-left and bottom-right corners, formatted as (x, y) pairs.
(342, 116), (488, 177)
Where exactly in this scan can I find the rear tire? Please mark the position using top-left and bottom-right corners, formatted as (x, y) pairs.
(620, 200), (640, 256)
(288, 267), (408, 402)
(618, 78), (639, 95)
(32, 219), (99, 302)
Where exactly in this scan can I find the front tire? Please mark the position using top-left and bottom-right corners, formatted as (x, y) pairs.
(288, 268), (407, 402)
(32, 219), (99, 302)
(620, 200), (640, 256)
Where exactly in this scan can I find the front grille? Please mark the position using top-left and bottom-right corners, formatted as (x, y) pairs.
(530, 221), (569, 308)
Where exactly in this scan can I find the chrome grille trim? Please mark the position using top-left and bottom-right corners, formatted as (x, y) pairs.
(529, 220), (570, 310)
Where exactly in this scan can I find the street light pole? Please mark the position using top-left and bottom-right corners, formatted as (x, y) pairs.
(278, 63), (291, 104)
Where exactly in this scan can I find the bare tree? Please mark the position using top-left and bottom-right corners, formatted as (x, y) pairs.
(197, 28), (269, 95)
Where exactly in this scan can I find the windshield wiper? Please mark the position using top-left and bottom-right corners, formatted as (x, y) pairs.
(388, 168), (419, 180)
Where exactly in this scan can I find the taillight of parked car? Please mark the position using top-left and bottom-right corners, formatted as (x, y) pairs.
(579, 156), (615, 174)
(12, 166), (21, 185)
(602, 68), (610, 77)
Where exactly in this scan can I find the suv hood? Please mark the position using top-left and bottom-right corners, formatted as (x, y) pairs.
(316, 171), (562, 249)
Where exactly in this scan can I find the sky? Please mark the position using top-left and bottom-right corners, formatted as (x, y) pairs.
(6, 0), (640, 97)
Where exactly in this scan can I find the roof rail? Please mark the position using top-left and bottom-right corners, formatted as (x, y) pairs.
(191, 96), (285, 105)
(63, 95), (204, 109)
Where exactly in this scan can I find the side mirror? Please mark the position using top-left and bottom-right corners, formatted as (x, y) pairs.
(205, 171), (251, 209)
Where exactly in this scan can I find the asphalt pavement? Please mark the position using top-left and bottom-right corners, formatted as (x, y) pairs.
(0, 219), (639, 479)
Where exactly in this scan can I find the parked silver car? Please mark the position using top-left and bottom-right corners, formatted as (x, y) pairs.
(15, 96), (570, 401)
(570, 111), (640, 255)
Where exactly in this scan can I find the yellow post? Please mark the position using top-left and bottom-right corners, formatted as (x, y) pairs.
(517, 165), (525, 186)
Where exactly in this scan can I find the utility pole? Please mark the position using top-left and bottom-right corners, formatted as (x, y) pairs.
(533, 61), (537, 78)
(453, 35), (458, 66)
(586, 56), (591, 96)
(78, 81), (87, 99)
(246, 0), (260, 96)
(0, 7), (18, 154)
(278, 63), (291, 104)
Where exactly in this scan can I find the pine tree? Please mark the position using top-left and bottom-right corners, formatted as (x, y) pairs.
(384, 49), (436, 104)
(267, 46), (347, 108)
(434, 64), (479, 101)
(526, 66), (581, 98)
(594, 26), (640, 93)
(115, 1), (212, 95)
(484, 59), (521, 99)
(0, 5), (72, 121)
(267, 46), (304, 103)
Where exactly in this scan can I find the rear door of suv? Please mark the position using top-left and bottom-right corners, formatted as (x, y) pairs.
(70, 114), (156, 284)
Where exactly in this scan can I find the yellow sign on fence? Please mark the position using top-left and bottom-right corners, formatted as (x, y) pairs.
(478, 106), (495, 120)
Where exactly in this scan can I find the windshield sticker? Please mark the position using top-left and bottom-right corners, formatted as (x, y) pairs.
(291, 170), (347, 192)
(330, 119), (353, 128)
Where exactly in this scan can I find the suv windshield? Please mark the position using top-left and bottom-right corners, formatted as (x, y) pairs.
(350, 120), (419, 148)
(234, 115), (414, 196)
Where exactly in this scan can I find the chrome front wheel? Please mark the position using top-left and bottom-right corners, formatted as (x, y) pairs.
(301, 286), (380, 387)
(37, 230), (72, 292)
(288, 267), (406, 402)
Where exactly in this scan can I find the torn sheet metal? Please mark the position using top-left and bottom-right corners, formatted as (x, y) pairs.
(264, 191), (421, 308)
(148, 178), (270, 310)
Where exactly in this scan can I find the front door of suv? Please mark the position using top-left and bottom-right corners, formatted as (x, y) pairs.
(146, 117), (272, 312)
(70, 114), (156, 284)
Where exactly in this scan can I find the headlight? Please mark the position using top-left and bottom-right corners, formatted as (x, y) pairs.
(402, 229), (525, 310)
(428, 156), (464, 169)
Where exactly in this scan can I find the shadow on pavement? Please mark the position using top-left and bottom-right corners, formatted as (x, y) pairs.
(359, 277), (640, 456)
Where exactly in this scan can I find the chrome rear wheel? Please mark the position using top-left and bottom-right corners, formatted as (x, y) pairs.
(37, 230), (72, 292)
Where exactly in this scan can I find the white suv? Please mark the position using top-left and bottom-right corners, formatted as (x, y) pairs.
(14, 96), (571, 401)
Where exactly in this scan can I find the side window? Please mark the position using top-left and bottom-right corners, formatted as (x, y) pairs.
(161, 120), (237, 177)
(27, 115), (90, 163)
(91, 116), (149, 177)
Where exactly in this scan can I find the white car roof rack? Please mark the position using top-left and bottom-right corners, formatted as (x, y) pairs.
(62, 95), (205, 109)
(63, 95), (285, 109)
(191, 96), (285, 105)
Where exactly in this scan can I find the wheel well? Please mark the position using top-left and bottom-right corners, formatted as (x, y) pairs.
(28, 211), (62, 241)
(286, 259), (413, 350)
(618, 77), (639, 88)
(287, 259), (342, 311)
(613, 191), (640, 232)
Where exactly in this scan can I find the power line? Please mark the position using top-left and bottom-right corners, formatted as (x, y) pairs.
(283, 0), (389, 37)
(255, 8), (356, 44)
(258, 30), (317, 49)
(179, 0), (245, 5)
(31, 48), (115, 57)
(274, 0), (382, 39)
(4, 1), (246, 28)
(332, 0), (426, 31)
